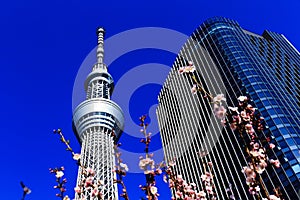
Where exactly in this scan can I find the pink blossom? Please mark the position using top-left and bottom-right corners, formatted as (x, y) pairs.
(63, 196), (70, 200)
(255, 160), (267, 174)
(248, 187), (256, 195)
(85, 177), (93, 187)
(198, 190), (206, 197)
(205, 185), (213, 194)
(156, 168), (162, 174)
(240, 111), (246, 117)
(191, 84), (197, 94)
(178, 63), (196, 74)
(245, 123), (252, 130)
(186, 66), (195, 73)
(73, 153), (81, 161)
(150, 186), (159, 196)
(213, 94), (226, 104)
(74, 186), (82, 194)
(230, 122), (237, 131)
(246, 177), (254, 185)
(139, 157), (155, 172)
(91, 188), (98, 196)
(228, 106), (239, 113)
(201, 174), (207, 182)
(255, 185), (260, 192)
(242, 166), (256, 179)
(178, 67), (185, 74)
(237, 96), (247, 102)
(269, 195), (280, 200)
(163, 175), (168, 183)
(270, 159), (280, 168)
(269, 143), (276, 149)
(250, 150), (260, 157)
(55, 171), (64, 178)
(86, 167), (95, 176)
(169, 160), (176, 166)
(253, 143), (260, 149)
(215, 105), (227, 119)
(120, 163), (129, 171)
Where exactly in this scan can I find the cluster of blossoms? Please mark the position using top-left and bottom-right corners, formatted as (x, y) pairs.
(212, 94), (227, 120)
(178, 61), (196, 74)
(163, 161), (216, 200)
(74, 167), (104, 199)
(53, 129), (105, 200)
(114, 142), (130, 200)
(177, 62), (284, 199)
(49, 166), (70, 200)
(177, 61), (213, 99)
(215, 96), (282, 199)
(200, 163), (216, 200)
(138, 115), (161, 200)
(139, 155), (155, 174)
(225, 183), (235, 200)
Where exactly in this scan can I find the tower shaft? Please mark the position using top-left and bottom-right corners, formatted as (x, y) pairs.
(73, 27), (124, 200)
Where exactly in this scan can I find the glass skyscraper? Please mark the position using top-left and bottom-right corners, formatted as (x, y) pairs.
(157, 17), (300, 199)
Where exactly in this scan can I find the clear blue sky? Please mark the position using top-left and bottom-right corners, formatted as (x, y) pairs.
(0, 0), (300, 199)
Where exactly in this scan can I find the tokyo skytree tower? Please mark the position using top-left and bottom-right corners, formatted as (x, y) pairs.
(72, 27), (124, 199)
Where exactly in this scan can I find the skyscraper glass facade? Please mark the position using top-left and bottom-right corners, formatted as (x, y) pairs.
(157, 17), (300, 199)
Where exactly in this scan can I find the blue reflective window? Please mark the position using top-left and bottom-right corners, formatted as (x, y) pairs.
(295, 137), (300, 145)
(273, 117), (283, 124)
(279, 127), (290, 135)
(268, 109), (277, 115)
(293, 149), (300, 158)
(285, 151), (295, 160)
(267, 119), (275, 127)
(292, 164), (300, 173)
(286, 138), (296, 146)
(278, 140), (288, 148)
(290, 175), (297, 182)
(256, 101), (263, 108)
(281, 117), (290, 123)
(286, 168), (294, 177)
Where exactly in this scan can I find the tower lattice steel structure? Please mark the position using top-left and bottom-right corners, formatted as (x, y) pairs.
(73, 27), (124, 200)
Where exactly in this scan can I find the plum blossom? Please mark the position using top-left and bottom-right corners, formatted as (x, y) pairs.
(73, 153), (81, 161)
(74, 186), (82, 194)
(242, 166), (256, 185)
(178, 61), (196, 74)
(139, 157), (155, 173)
(269, 195), (281, 200)
(213, 94), (226, 104)
(214, 105), (227, 119)
(237, 96), (248, 102)
(191, 84), (198, 94)
(269, 159), (280, 168)
(63, 195), (70, 200)
(269, 143), (276, 149)
(120, 163), (129, 172)
(249, 185), (260, 195)
(55, 171), (64, 178)
(228, 106), (239, 113)
(150, 186), (158, 195)
(86, 167), (95, 176)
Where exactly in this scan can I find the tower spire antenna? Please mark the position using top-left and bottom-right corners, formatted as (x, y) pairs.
(96, 27), (105, 64)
